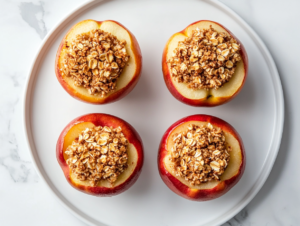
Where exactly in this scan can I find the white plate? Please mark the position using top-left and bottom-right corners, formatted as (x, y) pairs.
(23, 0), (284, 225)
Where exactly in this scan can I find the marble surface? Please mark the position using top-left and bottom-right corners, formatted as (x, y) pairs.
(0, 0), (299, 225)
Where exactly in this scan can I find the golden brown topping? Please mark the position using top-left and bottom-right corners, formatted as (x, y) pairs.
(168, 26), (242, 90)
(65, 126), (128, 186)
(170, 123), (231, 185)
(61, 29), (130, 97)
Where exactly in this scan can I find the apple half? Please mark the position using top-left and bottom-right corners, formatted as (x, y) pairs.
(158, 114), (245, 201)
(56, 113), (144, 196)
(162, 20), (248, 107)
(55, 19), (142, 104)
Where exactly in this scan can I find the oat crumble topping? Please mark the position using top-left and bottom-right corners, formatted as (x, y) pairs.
(170, 123), (231, 185)
(65, 125), (128, 186)
(168, 26), (242, 90)
(61, 29), (130, 96)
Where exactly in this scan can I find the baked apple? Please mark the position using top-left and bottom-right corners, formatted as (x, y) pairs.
(56, 113), (144, 196)
(162, 20), (248, 106)
(55, 19), (142, 104)
(158, 114), (245, 201)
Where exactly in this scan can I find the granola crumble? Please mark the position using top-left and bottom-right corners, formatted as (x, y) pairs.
(170, 123), (231, 185)
(65, 125), (128, 187)
(61, 29), (130, 97)
(168, 26), (242, 90)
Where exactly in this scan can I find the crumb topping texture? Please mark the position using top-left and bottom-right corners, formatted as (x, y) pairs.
(170, 123), (231, 185)
(168, 26), (242, 90)
(65, 125), (128, 187)
(61, 29), (130, 96)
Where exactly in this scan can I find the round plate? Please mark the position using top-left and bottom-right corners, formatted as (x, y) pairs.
(23, 0), (284, 225)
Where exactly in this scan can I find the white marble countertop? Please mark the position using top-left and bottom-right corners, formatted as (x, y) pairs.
(1, 0), (299, 225)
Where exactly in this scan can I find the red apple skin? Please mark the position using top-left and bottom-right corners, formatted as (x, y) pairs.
(56, 113), (144, 196)
(162, 20), (248, 107)
(55, 20), (142, 105)
(158, 114), (245, 201)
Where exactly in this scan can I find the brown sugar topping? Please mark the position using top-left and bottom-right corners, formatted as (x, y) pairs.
(168, 26), (242, 90)
(170, 123), (231, 185)
(61, 29), (130, 96)
(65, 125), (128, 187)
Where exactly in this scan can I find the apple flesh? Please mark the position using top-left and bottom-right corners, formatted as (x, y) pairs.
(162, 20), (248, 107)
(158, 114), (245, 201)
(56, 113), (144, 196)
(55, 19), (142, 104)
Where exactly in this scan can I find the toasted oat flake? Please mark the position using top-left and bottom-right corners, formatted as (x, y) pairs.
(65, 125), (128, 186)
(170, 123), (231, 185)
(168, 25), (242, 90)
(61, 29), (130, 97)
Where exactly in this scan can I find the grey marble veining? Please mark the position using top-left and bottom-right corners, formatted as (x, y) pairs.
(19, 2), (47, 39)
(0, 72), (37, 183)
(0, 0), (299, 225)
(222, 209), (249, 226)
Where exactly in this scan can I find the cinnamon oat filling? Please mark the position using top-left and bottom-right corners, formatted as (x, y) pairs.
(168, 26), (242, 90)
(170, 123), (231, 185)
(65, 126), (129, 186)
(61, 29), (130, 96)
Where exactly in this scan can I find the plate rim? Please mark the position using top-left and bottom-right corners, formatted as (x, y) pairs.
(22, 0), (284, 225)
